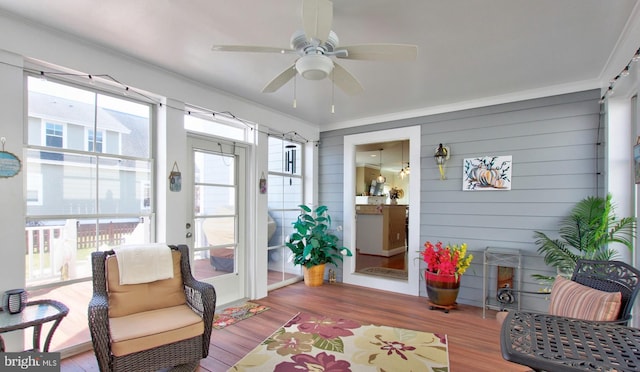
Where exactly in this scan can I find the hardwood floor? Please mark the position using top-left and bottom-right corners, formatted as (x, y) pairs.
(61, 281), (528, 371)
(355, 250), (407, 271)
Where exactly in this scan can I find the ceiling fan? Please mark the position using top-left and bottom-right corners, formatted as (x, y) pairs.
(211, 0), (418, 95)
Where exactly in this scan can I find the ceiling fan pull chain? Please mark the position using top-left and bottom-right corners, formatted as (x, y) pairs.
(331, 70), (335, 113)
(293, 74), (297, 108)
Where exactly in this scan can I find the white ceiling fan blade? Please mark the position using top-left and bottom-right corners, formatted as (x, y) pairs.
(336, 44), (418, 61)
(332, 62), (364, 96)
(302, 0), (333, 43)
(262, 64), (298, 93)
(212, 45), (296, 54)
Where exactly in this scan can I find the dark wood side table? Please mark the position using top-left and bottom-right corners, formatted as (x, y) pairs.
(501, 311), (640, 372)
(0, 299), (69, 352)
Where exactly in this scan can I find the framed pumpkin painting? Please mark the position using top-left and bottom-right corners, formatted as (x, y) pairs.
(463, 155), (512, 191)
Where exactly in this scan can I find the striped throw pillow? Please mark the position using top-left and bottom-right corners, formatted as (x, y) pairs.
(548, 275), (622, 321)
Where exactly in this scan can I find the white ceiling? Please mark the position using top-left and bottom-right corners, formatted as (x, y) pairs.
(0, 0), (638, 131)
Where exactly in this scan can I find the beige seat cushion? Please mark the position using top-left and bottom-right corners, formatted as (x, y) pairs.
(496, 310), (509, 326)
(548, 275), (622, 321)
(109, 304), (204, 357)
(106, 250), (186, 317)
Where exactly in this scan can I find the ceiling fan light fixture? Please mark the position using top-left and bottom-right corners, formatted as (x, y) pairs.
(212, 0), (416, 95)
(296, 55), (334, 80)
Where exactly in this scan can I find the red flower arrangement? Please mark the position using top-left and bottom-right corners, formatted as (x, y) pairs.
(421, 241), (473, 278)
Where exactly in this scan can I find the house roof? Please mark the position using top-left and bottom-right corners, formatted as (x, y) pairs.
(29, 91), (131, 134)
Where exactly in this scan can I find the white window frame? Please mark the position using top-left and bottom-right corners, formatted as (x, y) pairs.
(87, 128), (105, 153)
(43, 121), (65, 148)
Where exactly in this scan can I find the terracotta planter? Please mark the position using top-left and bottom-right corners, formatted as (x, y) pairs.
(303, 264), (326, 287)
(425, 271), (460, 306)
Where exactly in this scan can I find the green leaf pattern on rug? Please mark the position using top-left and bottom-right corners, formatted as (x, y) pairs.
(312, 333), (345, 353)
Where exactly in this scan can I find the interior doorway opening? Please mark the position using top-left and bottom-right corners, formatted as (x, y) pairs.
(354, 140), (409, 279)
(342, 126), (421, 295)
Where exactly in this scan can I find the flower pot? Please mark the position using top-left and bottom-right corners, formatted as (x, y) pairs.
(425, 271), (460, 306)
(303, 264), (326, 287)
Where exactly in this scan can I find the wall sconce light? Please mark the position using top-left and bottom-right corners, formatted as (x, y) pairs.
(434, 143), (450, 180)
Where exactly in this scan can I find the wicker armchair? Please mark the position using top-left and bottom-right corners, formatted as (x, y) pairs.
(88, 244), (216, 372)
(497, 259), (640, 324)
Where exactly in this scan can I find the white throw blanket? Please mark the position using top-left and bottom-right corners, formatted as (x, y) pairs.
(113, 243), (174, 285)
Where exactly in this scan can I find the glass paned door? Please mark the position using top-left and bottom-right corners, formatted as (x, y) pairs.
(267, 137), (303, 287)
(189, 137), (246, 304)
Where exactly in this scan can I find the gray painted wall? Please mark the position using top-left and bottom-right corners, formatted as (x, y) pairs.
(319, 89), (603, 313)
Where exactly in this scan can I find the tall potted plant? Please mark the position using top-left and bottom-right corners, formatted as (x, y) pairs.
(533, 193), (636, 283)
(286, 204), (353, 286)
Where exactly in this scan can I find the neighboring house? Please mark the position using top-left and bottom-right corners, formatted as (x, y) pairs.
(26, 91), (145, 214)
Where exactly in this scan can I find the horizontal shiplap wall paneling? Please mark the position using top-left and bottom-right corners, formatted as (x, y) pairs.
(319, 90), (603, 312)
(317, 135), (349, 281)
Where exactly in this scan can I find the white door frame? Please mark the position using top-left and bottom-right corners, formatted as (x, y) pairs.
(342, 126), (421, 295)
(188, 135), (247, 305)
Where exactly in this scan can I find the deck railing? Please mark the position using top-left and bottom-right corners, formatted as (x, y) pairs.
(25, 220), (138, 285)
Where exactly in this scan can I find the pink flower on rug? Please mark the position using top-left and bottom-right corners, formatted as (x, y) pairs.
(274, 352), (351, 372)
(376, 335), (416, 360)
(288, 313), (361, 339)
(266, 331), (315, 356)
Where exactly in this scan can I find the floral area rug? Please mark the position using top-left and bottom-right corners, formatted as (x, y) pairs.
(213, 302), (270, 329)
(229, 312), (449, 371)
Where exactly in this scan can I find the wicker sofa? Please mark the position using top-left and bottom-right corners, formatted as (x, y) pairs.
(88, 244), (216, 372)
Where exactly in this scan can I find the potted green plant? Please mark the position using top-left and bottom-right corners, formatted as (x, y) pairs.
(533, 193), (636, 283)
(286, 204), (353, 286)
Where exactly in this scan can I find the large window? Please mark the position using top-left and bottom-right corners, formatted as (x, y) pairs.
(25, 76), (153, 287)
(184, 107), (254, 144)
(267, 136), (303, 285)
